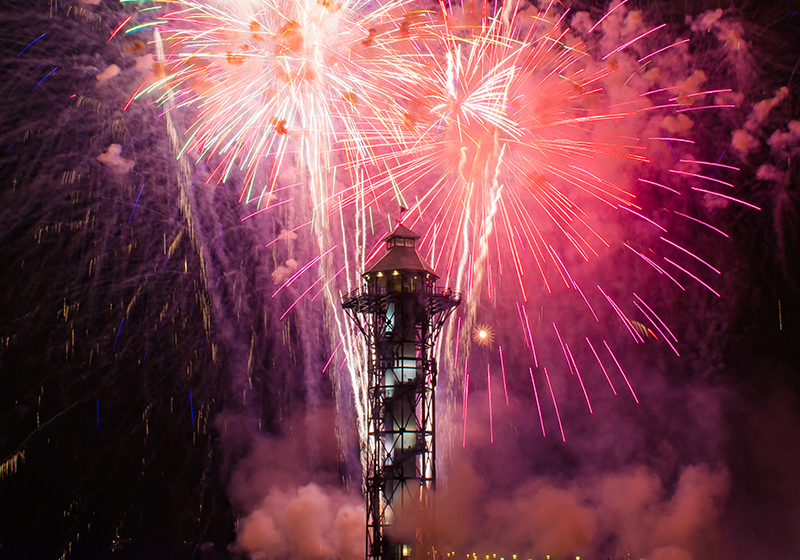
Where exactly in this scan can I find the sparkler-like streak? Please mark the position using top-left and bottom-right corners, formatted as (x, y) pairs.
(349, 0), (749, 446)
(125, 0), (438, 456)
(139, 0), (410, 196)
(121, 0), (752, 453)
(323, 4), (710, 438)
(2, 0), (784, 556)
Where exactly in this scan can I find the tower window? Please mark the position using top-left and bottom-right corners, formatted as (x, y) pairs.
(388, 238), (415, 248)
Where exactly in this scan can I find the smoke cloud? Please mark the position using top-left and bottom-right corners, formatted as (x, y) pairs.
(97, 143), (134, 174)
(434, 435), (731, 559)
(237, 484), (363, 560)
(224, 406), (364, 560)
(135, 53), (156, 74)
(766, 120), (800, 158)
(278, 229), (299, 242)
(95, 63), (121, 83)
(272, 259), (299, 285)
(731, 87), (790, 157)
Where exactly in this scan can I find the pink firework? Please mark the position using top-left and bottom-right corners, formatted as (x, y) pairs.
(121, 0), (755, 444)
(334, 0), (752, 441)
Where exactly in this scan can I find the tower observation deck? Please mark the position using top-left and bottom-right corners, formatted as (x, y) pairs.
(341, 224), (460, 560)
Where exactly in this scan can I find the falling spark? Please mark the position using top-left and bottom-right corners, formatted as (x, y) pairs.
(544, 368), (565, 443)
(462, 361), (470, 448)
(32, 67), (58, 92)
(116, 0), (757, 450)
(128, 182), (146, 224)
(113, 317), (124, 350)
(487, 364), (494, 444)
(659, 237), (721, 275)
(18, 33), (47, 56)
(586, 338), (617, 395)
(498, 346), (509, 406)
(566, 344), (592, 414)
(663, 257), (722, 297)
(529, 367), (545, 437)
(603, 340), (639, 404)
(690, 188), (762, 210)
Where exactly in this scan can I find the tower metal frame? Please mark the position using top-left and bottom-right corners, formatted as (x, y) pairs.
(342, 228), (460, 560)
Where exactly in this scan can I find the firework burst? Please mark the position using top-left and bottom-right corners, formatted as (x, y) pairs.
(333, 0), (750, 443)
(138, 0), (428, 205)
(122, 0), (752, 446)
(353, 2), (676, 303)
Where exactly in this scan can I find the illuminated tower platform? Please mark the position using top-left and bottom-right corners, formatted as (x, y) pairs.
(342, 225), (460, 560)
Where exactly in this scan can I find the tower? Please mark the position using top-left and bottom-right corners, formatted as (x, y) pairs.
(342, 225), (460, 560)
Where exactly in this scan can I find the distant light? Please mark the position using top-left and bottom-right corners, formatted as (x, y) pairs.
(479, 330), (487, 339)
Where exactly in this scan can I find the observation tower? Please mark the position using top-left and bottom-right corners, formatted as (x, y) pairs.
(341, 225), (460, 560)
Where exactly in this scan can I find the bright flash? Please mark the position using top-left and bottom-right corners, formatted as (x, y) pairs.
(472, 325), (494, 346)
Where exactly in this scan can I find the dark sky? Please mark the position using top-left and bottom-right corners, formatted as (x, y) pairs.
(0, 1), (798, 559)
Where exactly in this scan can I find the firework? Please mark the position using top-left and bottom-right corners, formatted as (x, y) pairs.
(337, 0), (753, 443)
(133, 0), (428, 206)
(122, 0), (753, 446)
(473, 324), (494, 346)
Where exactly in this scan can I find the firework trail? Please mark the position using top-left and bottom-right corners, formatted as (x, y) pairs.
(123, 0), (759, 456)
(2, 0), (798, 558)
(137, 0), (422, 198)
(329, 0), (752, 447)
(131, 0), (462, 455)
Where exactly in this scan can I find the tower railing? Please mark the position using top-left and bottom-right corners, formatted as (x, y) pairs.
(341, 229), (460, 560)
(342, 284), (460, 303)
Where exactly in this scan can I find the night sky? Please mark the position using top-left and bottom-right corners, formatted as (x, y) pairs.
(1, 1), (799, 559)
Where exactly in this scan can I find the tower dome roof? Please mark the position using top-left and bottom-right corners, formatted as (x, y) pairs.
(381, 223), (419, 242)
(364, 224), (437, 278)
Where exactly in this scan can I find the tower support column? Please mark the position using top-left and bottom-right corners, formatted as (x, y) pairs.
(342, 225), (460, 560)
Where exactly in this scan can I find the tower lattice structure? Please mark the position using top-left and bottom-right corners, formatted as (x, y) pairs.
(342, 225), (460, 560)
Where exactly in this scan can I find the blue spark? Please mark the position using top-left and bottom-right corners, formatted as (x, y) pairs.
(32, 67), (58, 92)
(189, 391), (195, 426)
(18, 33), (46, 57)
(710, 150), (727, 178)
(129, 182), (146, 223)
(664, 133), (678, 163)
(113, 317), (124, 350)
